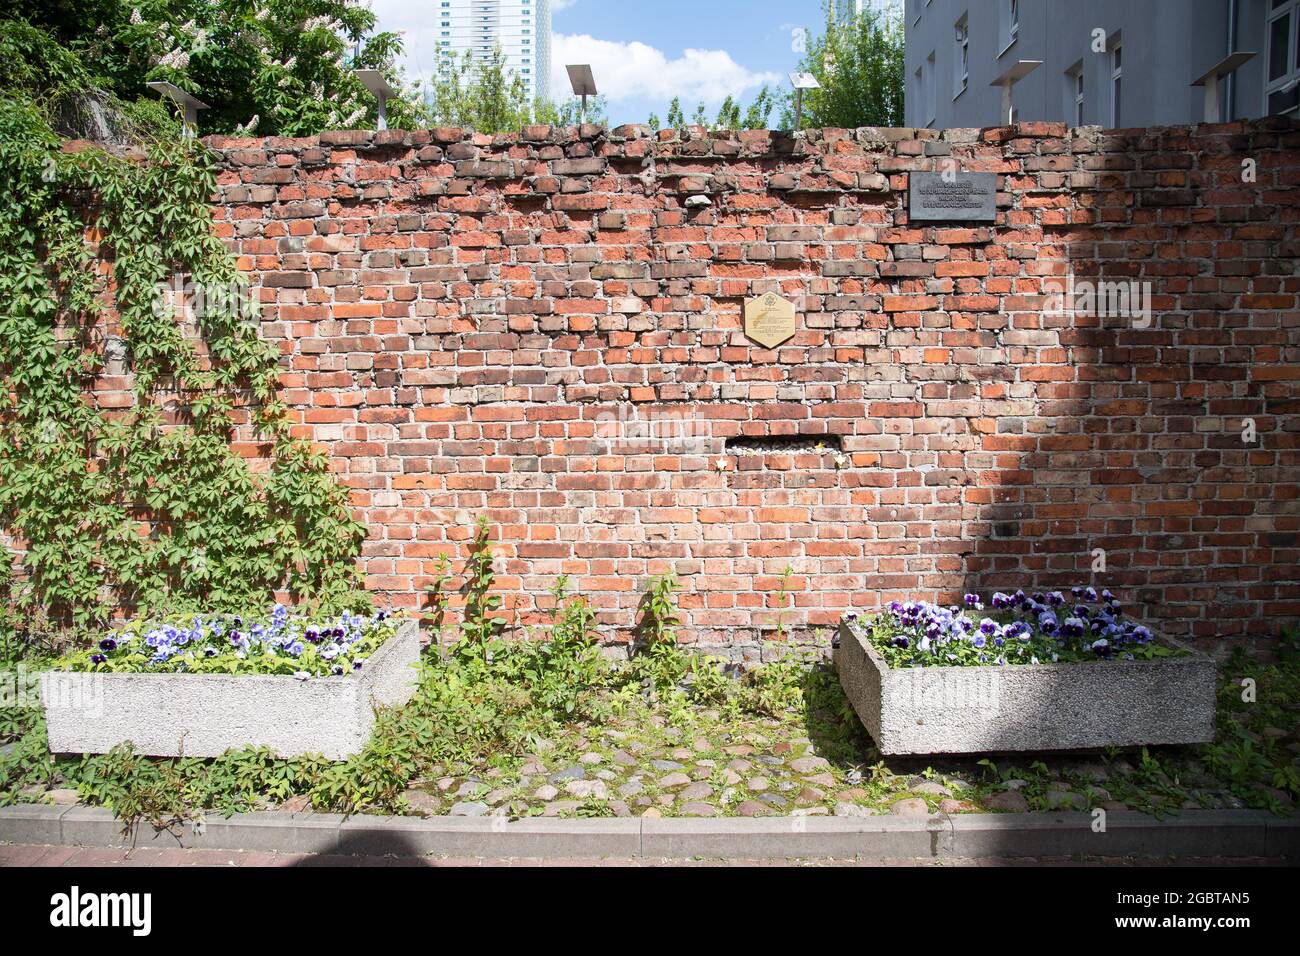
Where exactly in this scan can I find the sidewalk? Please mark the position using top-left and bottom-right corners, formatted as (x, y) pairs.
(3, 843), (1289, 867)
(3, 804), (1296, 862)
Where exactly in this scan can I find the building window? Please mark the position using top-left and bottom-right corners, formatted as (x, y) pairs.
(1000, 0), (1019, 53)
(954, 14), (969, 98)
(1066, 62), (1084, 125)
(1109, 41), (1122, 126)
(924, 51), (937, 126)
(1266, 0), (1300, 114)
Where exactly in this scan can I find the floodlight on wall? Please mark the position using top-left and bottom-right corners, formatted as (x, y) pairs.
(566, 64), (597, 123)
(788, 72), (821, 130)
(1191, 51), (1255, 123)
(989, 60), (1041, 125)
(355, 69), (397, 130)
(146, 81), (209, 136)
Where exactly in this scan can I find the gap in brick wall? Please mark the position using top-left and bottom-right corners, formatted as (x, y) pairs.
(725, 434), (843, 454)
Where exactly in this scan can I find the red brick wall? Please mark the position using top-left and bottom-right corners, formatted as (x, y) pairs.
(200, 118), (1300, 654)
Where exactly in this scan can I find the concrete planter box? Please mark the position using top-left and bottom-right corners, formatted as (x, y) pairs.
(40, 619), (420, 760)
(834, 620), (1215, 755)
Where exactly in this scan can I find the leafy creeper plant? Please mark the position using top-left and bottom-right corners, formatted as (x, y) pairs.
(0, 36), (366, 636)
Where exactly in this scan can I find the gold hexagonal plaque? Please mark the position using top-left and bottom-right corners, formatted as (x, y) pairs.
(743, 292), (797, 348)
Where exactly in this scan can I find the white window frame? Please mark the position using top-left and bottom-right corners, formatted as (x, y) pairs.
(954, 14), (969, 99)
(925, 50), (937, 126)
(999, 0), (1020, 55)
(1065, 62), (1084, 126)
(1109, 40), (1122, 127)
(1266, 0), (1300, 115)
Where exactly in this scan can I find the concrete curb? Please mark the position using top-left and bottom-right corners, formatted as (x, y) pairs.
(2, 804), (1295, 859)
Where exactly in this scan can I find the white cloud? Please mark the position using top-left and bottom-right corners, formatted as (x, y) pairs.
(365, 4), (780, 109)
(551, 33), (781, 106)
(367, 0), (445, 89)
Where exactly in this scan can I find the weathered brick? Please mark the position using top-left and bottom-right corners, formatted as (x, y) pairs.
(67, 120), (1299, 650)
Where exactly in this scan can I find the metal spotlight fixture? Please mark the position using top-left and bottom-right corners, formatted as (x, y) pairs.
(355, 69), (397, 130)
(788, 71), (820, 130)
(146, 81), (209, 136)
(566, 64), (597, 123)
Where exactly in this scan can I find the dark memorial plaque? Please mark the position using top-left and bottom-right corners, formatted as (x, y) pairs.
(908, 171), (997, 221)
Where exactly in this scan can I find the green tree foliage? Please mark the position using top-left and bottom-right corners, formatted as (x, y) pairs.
(742, 86), (777, 128)
(428, 47), (606, 133)
(779, 1), (904, 129)
(664, 96), (685, 129)
(7, 0), (423, 135)
(428, 47), (530, 132)
(715, 96), (742, 129)
(648, 86), (775, 132)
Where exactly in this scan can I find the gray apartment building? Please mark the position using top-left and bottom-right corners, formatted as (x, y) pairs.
(904, 0), (1299, 128)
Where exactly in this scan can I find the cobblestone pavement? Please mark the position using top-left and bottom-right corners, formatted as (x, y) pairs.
(2, 844), (1288, 867)
(230, 703), (1287, 821)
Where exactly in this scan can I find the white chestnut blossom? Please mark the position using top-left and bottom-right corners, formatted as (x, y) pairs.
(159, 48), (191, 70)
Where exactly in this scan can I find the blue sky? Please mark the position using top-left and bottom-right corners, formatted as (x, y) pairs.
(371, 0), (835, 126)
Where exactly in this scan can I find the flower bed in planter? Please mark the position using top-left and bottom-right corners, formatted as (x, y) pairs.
(834, 589), (1216, 755)
(40, 608), (419, 760)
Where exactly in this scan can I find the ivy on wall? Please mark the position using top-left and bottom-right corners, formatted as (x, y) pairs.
(0, 26), (365, 632)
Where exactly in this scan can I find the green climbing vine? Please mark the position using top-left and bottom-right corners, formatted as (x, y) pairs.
(0, 24), (365, 635)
